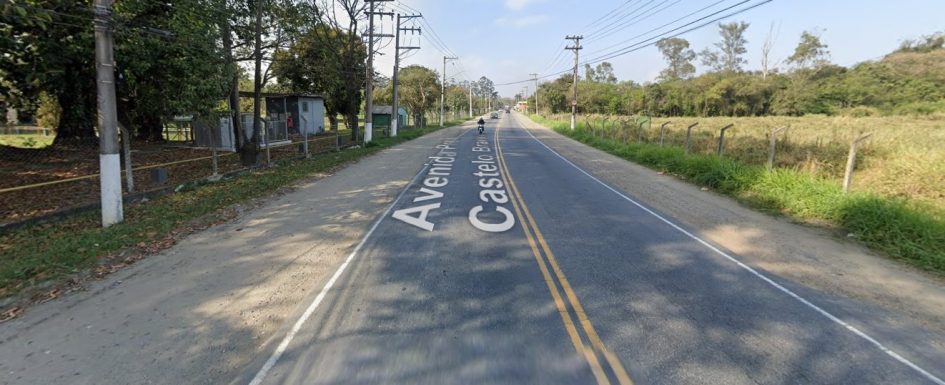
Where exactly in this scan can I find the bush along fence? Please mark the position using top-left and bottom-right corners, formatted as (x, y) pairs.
(530, 113), (945, 274)
(0, 113), (351, 229)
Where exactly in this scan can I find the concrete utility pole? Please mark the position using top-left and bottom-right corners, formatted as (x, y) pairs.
(530, 73), (539, 115)
(363, 1), (394, 144)
(440, 56), (457, 127)
(468, 85), (472, 118)
(93, 0), (122, 227)
(566, 35), (583, 130)
(391, 13), (421, 137)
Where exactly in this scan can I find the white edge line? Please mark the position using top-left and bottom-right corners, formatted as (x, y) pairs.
(515, 116), (945, 385)
(247, 129), (470, 384)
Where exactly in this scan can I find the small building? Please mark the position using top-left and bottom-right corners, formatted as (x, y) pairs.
(515, 101), (528, 113)
(371, 105), (407, 130)
(264, 94), (325, 136)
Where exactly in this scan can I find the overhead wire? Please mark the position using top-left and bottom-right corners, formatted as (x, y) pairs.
(496, 0), (774, 86)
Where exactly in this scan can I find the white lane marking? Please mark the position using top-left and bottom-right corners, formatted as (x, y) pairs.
(248, 128), (474, 385)
(514, 117), (945, 385)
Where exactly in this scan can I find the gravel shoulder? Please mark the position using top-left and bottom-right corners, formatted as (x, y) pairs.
(0, 124), (471, 385)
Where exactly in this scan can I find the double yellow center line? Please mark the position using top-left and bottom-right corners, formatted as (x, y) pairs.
(493, 125), (634, 385)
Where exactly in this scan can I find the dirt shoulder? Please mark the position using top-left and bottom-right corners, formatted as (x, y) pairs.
(515, 113), (945, 333)
(0, 125), (471, 385)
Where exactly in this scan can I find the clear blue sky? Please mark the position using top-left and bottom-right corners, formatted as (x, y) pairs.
(374, 0), (945, 97)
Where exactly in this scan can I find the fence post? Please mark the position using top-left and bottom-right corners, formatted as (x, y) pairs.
(843, 132), (873, 193)
(685, 122), (698, 154)
(118, 123), (134, 193)
(301, 116), (310, 158)
(659, 121), (671, 146)
(717, 123), (734, 157)
(263, 119), (271, 165)
(209, 116), (219, 177)
(767, 126), (787, 171)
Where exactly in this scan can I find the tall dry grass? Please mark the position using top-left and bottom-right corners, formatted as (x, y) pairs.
(543, 113), (945, 210)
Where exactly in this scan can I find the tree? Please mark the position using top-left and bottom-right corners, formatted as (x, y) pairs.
(0, 1), (97, 145)
(656, 38), (696, 80)
(584, 62), (617, 84)
(397, 65), (440, 126)
(701, 21), (750, 73)
(272, 25), (366, 132)
(761, 22), (781, 79)
(787, 30), (830, 69)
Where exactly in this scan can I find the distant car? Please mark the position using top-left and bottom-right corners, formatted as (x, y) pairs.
(490, 112), (499, 119)
(505, 108), (511, 113)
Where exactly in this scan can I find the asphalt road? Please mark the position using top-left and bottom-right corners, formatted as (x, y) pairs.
(239, 113), (945, 385)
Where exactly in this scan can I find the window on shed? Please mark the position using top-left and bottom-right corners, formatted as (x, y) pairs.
(302, 102), (309, 112)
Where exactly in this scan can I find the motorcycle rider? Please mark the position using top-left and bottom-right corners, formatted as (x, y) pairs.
(477, 117), (485, 134)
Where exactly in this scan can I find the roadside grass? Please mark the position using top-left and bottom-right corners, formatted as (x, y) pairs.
(535, 113), (945, 210)
(531, 114), (945, 274)
(0, 134), (55, 149)
(0, 124), (452, 301)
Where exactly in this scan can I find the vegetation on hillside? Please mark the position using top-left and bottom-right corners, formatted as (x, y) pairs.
(527, 25), (945, 117)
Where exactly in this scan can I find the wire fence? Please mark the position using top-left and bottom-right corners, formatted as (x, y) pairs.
(538, 113), (945, 209)
(0, 114), (349, 229)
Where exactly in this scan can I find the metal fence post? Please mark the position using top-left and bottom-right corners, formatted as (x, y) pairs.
(119, 123), (134, 193)
(263, 118), (271, 165)
(717, 123), (734, 157)
(767, 126), (787, 171)
(209, 116), (219, 177)
(685, 122), (698, 154)
(659, 121), (671, 146)
(301, 116), (309, 158)
(843, 132), (873, 193)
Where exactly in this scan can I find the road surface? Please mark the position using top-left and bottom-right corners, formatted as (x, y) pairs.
(239, 113), (945, 385)
(2, 113), (944, 385)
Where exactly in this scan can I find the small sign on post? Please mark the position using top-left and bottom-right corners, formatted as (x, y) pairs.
(843, 132), (873, 193)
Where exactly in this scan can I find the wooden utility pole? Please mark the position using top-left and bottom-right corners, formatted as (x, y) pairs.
(441, 56), (457, 127)
(364, 1), (394, 143)
(566, 35), (583, 130)
(93, 0), (123, 226)
(391, 13), (421, 137)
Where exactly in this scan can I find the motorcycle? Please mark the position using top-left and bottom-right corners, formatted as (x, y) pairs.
(478, 123), (484, 135)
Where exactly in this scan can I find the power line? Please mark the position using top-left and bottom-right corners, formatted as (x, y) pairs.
(584, 0), (660, 39)
(586, 0), (749, 57)
(498, 0), (774, 86)
(586, 0), (683, 42)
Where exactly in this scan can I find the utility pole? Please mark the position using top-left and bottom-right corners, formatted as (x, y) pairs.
(93, 0), (122, 227)
(391, 13), (421, 137)
(468, 85), (472, 118)
(566, 35), (583, 130)
(363, 1), (394, 144)
(440, 56), (457, 127)
(530, 73), (539, 115)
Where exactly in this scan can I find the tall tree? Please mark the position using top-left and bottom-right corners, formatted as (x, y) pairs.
(787, 30), (830, 69)
(701, 21), (750, 73)
(398, 65), (440, 125)
(761, 22), (781, 79)
(271, 26), (366, 131)
(656, 38), (696, 80)
(309, 0), (369, 140)
(0, 1), (97, 145)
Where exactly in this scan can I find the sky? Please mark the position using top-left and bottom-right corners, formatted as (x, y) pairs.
(371, 0), (945, 97)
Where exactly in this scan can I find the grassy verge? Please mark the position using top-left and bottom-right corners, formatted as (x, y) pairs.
(530, 114), (945, 274)
(0, 124), (448, 302)
(0, 134), (55, 149)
